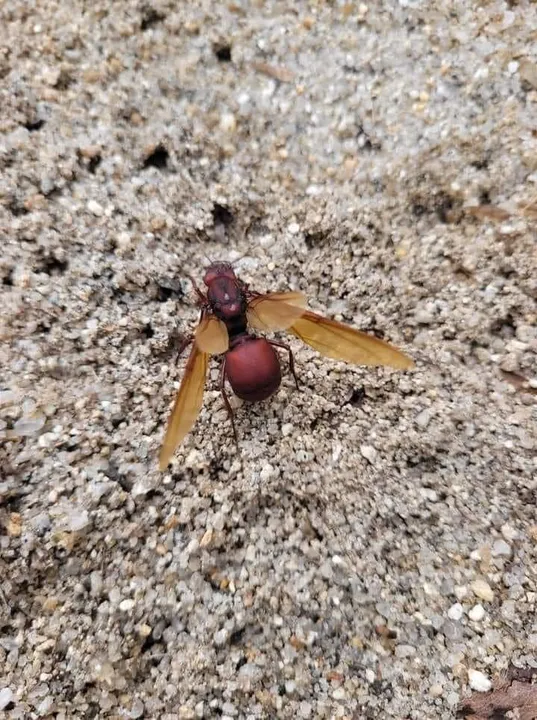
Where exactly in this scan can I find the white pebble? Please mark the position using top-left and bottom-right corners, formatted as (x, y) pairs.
(491, 539), (511, 557)
(288, 222), (300, 235)
(0, 688), (14, 710)
(119, 598), (135, 612)
(501, 523), (518, 541)
(213, 628), (229, 646)
(66, 509), (91, 533)
(332, 687), (346, 700)
(360, 445), (378, 464)
(129, 699), (144, 719)
(219, 112), (236, 133)
(471, 578), (494, 602)
(0, 390), (19, 406)
(468, 604), (486, 622)
(414, 309), (434, 324)
(508, 60), (519, 74)
(260, 463), (274, 481)
(416, 408), (433, 427)
(447, 603), (463, 621)
(37, 696), (54, 715)
(285, 680), (297, 695)
(87, 199), (104, 216)
(90, 571), (103, 596)
(13, 415), (46, 437)
(468, 669), (492, 692)
(281, 423), (294, 436)
(115, 231), (131, 249)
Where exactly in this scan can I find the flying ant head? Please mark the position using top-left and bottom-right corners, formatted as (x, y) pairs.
(203, 262), (237, 287)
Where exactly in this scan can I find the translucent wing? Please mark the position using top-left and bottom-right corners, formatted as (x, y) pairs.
(290, 310), (414, 369)
(195, 313), (229, 354)
(247, 292), (307, 331)
(159, 343), (209, 470)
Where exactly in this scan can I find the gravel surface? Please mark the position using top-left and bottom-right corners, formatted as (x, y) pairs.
(1, 1), (537, 718)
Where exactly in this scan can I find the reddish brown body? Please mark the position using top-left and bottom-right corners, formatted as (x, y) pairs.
(225, 336), (282, 401)
(199, 262), (287, 405)
(159, 260), (414, 469)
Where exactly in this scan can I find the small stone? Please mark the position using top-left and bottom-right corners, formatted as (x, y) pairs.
(414, 309), (434, 324)
(360, 445), (378, 464)
(416, 408), (433, 428)
(213, 628), (229, 646)
(200, 528), (213, 548)
(332, 687), (346, 700)
(0, 390), (18, 406)
(288, 222), (300, 235)
(88, 571), (103, 597)
(237, 662), (263, 689)
(441, 620), (463, 642)
(500, 600), (516, 620)
(429, 684), (444, 698)
(260, 463), (274, 481)
(219, 113), (236, 133)
(299, 702), (312, 718)
(137, 623), (152, 638)
(491, 539), (511, 557)
(37, 696), (54, 716)
(115, 231), (131, 250)
(0, 688), (14, 710)
(179, 707), (196, 720)
(281, 422), (294, 436)
(6, 513), (22, 537)
(285, 680), (297, 695)
(395, 644), (416, 658)
(447, 603), (464, 621)
(131, 478), (156, 498)
(119, 598), (135, 611)
(365, 668), (376, 683)
(454, 585), (468, 601)
(222, 702), (237, 716)
(468, 604), (485, 622)
(129, 699), (144, 718)
(66, 508), (91, 533)
(501, 524), (518, 541)
(13, 415), (46, 436)
(471, 578), (494, 602)
(468, 669), (492, 692)
(87, 200), (104, 216)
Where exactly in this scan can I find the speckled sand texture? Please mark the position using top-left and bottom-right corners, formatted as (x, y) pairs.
(1, 1), (537, 718)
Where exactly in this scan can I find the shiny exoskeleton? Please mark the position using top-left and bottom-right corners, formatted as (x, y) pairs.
(196, 262), (296, 435)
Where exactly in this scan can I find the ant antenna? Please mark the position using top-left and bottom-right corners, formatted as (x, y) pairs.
(230, 248), (251, 266)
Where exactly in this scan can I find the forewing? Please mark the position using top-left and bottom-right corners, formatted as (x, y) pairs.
(247, 292), (307, 331)
(195, 313), (229, 354)
(159, 344), (209, 470)
(290, 310), (414, 369)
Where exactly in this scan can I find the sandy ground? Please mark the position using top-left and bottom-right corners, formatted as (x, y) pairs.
(1, 1), (537, 718)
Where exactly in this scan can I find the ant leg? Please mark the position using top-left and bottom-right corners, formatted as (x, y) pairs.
(175, 335), (193, 364)
(219, 359), (239, 446)
(268, 340), (299, 389)
(186, 273), (207, 304)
